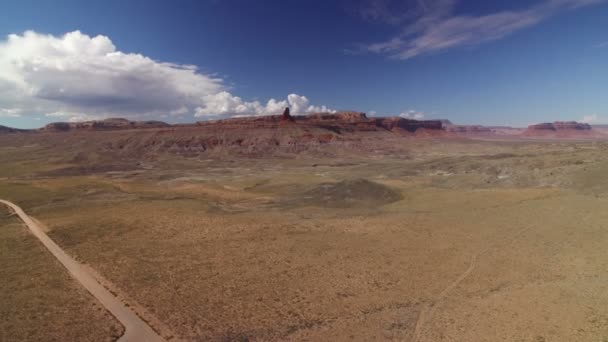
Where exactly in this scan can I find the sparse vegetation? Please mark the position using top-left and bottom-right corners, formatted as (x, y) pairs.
(0, 206), (123, 342)
(3, 135), (608, 341)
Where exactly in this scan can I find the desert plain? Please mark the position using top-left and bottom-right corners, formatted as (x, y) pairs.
(2, 115), (608, 342)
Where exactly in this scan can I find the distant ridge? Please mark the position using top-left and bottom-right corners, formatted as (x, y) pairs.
(41, 118), (170, 132)
(3, 115), (606, 142)
(0, 111), (444, 134)
(523, 121), (598, 138)
(527, 121), (592, 131)
(0, 125), (30, 133)
(0, 111), (448, 157)
(195, 111), (444, 133)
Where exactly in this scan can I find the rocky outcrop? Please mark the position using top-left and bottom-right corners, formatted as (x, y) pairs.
(282, 108), (294, 122)
(38, 111), (444, 136)
(195, 111), (444, 134)
(297, 112), (369, 122)
(10, 111), (446, 156)
(41, 118), (170, 132)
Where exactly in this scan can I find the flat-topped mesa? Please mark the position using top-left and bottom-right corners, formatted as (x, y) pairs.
(295, 111), (369, 122)
(35, 111), (445, 138)
(293, 112), (443, 132)
(197, 111), (372, 129)
(41, 118), (170, 132)
(294, 111), (443, 131)
(527, 121), (592, 131)
(523, 121), (596, 138)
(189, 111), (445, 134)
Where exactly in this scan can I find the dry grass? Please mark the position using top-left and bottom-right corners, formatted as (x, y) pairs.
(0, 206), (123, 342)
(40, 186), (608, 341)
(3, 138), (608, 341)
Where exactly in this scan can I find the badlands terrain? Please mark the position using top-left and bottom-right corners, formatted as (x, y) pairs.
(2, 112), (608, 341)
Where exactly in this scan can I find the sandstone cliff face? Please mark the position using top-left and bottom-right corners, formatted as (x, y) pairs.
(194, 112), (444, 134)
(282, 107), (295, 122)
(37, 112), (444, 135)
(299, 112), (369, 122)
(6, 111), (445, 156)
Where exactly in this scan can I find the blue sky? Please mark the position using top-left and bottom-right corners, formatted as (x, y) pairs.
(0, 0), (607, 128)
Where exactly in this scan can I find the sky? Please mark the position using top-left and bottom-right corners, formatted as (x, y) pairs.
(0, 0), (607, 128)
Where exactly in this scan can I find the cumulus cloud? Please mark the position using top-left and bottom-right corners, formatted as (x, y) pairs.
(0, 30), (332, 122)
(0, 107), (22, 117)
(45, 111), (101, 122)
(169, 106), (189, 116)
(399, 110), (426, 119)
(581, 114), (599, 123)
(193, 93), (335, 117)
(359, 0), (606, 60)
(287, 94), (335, 114)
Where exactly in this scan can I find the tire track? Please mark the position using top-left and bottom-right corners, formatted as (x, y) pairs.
(413, 223), (533, 342)
(1, 199), (166, 342)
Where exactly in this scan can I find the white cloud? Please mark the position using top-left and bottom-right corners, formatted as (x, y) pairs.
(0, 30), (332, 121)
(581, 114), (599, 123)
(361, 0), (606, 60)
(194, 92), (260, 117)
(169, 106), (189, 116)
(0, 107), (22, 117)
(193, 92), (335, 117)
(44, 110), (102, 122)
(399, 110), (425, 119)
(287, 94), (336, 114)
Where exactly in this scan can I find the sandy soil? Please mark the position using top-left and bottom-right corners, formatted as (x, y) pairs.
(2, 138), (608, 341)
(0, 200), (166, 342)
(0, 206), (123, 342)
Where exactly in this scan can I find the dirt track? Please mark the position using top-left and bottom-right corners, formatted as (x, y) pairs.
(0, 199), (165, 342)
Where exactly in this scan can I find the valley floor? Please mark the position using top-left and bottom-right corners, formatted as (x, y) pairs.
(2, 138), (608, 341)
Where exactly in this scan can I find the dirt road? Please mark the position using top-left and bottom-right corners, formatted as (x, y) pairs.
(0, 199), (165, 342)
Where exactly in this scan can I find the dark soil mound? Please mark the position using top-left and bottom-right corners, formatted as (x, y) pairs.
(296, 179), (402, 208)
